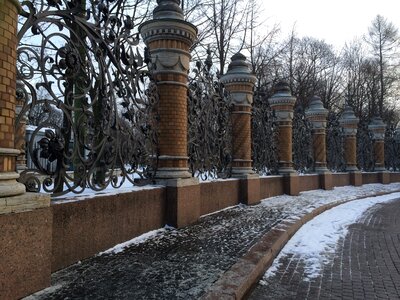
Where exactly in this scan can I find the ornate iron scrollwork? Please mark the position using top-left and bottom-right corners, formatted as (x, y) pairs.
(292, 106), (314, 173)
(326, 112), (345, 172)
(357, 120), (374, 171)
(252, 88), (279, 175)
(16, 0), (158, 196)
(187, 51), (232, 180)
(384, 125), (400, 171)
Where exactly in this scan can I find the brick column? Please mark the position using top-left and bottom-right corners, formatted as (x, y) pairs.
(220, 53), (260, 205)
(305, 95), (332, 190)
(139, 0), (200, 227)
(220, 53), (256, 176)
(368, 116), (386, 172)
(339, 104), (359, 172)
(268, 81), (296, 174)
(0, 0), (25, 197)
(139, 0), (197, 180)
(305, 96), (329, 173)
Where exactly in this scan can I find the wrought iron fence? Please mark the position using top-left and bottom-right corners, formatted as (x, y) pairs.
(292, 105), (314, 173)
(187, 51), (232, 180)
(357, 120), (374, 171)
(16, 0), (158, 196)
(326, 111), (345, 172)
(252, 88), (279, 175)
(385, 125), (400, 171)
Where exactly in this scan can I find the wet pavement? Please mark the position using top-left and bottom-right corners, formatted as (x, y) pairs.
(250, 198), (400, 300)
(25, 183), (400, 300)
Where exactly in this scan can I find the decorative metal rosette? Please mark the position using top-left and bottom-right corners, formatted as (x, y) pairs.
(16, 0), (158, 196)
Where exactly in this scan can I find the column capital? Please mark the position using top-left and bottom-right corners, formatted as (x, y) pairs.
(339, 104), (359, 136)
(368, 115), (386, 141)
(268, 81), (296, 122)
(220, 52), (256, 106)
(305, 95), (328, 129)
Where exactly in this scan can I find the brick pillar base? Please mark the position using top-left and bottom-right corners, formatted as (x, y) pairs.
(284, 173), (300, 196)
(165, 178), (200, 228)
(379, 171), (390, 184)
(350, 171), (362, 186)
(240, 174), (261, 205)
(319, 172), (333, 190)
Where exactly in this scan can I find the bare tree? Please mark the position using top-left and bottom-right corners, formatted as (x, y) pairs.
(365, 15), (399, 116)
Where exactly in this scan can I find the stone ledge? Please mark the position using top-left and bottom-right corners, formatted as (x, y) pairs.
(0, 192), (50, 215)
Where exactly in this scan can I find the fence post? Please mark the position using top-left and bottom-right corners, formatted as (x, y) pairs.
(0, 0), (52, 298)
(139, 0), (197, 181)
(0, 0), (25, 198)
(305, 96), (332, 189)
(339, 104), (361, 185)
(220, 53), (256, 177)
(268, 81), (299, 195)
(220, 53), (260, 205)
(305, 96), (329, 172)
(139, 0), (200, 227)
(368, 116), (389, 183)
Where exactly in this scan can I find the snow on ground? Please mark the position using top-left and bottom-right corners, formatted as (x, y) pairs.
(98, 226), (174, 255)
(260, 183), (400, 219)
(262, 191), (400, 281)
(52, 179), (162, 203)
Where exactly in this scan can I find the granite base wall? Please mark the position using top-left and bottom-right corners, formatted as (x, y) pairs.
(260, 176), (284, 199)
(51, 188), (166, 272)
(362, 172), (380, 185)
(298, 175), (320, 191)
(332, 173), (351, 187)
(200, 180), (240, 216)
(0, 208), (52, 299)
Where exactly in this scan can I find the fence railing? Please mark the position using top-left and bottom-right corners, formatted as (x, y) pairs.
(14, 0), (400, 197)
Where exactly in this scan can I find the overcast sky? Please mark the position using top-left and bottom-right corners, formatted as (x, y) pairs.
(260, 0), (400, 49)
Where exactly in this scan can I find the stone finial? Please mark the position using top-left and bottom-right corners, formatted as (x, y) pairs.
(220, 52), (256, 106)
(268, 81), (296, 121)
(273, 81), (291, 94)
(339, 104), (359, 136)
(368, 115), (386, 140)
(339, 104), (359, 124)
(153, 0), (184, 20)
(306, 95), (329, 128)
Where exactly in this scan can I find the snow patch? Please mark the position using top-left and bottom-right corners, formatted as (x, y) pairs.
(98, 226), (172, 255)
(264, 192), (400, 280)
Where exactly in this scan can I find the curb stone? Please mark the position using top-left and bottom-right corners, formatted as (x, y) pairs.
(201, 189), (400, 300)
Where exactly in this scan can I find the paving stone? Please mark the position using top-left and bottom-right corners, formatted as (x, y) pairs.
(249, 199), (400, 300)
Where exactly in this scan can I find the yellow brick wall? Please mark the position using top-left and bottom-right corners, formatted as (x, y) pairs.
(0, 0), (18, 154)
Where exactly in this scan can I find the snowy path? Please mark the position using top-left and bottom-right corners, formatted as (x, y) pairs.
(250, 193), (400, 299)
